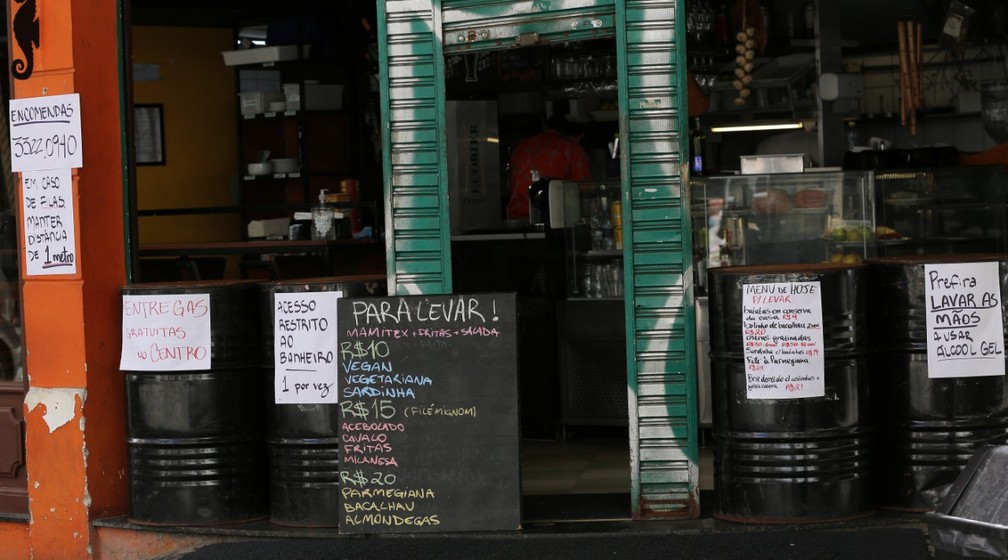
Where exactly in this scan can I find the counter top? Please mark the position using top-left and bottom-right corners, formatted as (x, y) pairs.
(451, 229), (546, 242)
(138, 238), (378, 257)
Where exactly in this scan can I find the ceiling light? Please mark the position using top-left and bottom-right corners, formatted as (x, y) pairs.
(709, 121), (805, 133)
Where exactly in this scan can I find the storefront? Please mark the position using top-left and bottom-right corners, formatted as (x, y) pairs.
(1, 0), (1008, 558)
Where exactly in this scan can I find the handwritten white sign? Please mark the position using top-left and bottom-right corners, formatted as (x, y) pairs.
(925, 262), (1005, 378)
(120, 294), (211, 371)
(10, 93), (83, 172)
(274, 291), (341, 404)
(22, 169), (76, 276)
(742, 281), (825, 399)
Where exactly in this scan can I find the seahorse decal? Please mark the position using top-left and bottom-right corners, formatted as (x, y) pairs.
(11, 0), (39, 81)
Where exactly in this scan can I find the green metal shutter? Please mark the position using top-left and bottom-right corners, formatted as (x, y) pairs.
(379, 0), (453, 295)
(379, 0), (700, 520)
(616, 0), (700, 519)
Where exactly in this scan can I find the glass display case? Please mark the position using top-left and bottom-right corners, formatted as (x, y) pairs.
(874, 166), (1008, 256)
(691, 170), (877, 291)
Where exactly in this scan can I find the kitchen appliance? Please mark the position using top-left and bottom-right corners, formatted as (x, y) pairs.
(446, 100), (502, 233)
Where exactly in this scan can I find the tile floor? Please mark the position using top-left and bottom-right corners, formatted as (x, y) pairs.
(520, 433), (715, 496)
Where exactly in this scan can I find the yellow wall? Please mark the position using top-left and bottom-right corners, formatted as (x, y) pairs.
(131, 26), (240, 243)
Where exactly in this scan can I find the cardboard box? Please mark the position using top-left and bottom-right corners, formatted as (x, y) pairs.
(740, 154), (805, 175)
(283, 83), (301, 111)
(247, 217), (290, 238)
(240, 92), (284, 115)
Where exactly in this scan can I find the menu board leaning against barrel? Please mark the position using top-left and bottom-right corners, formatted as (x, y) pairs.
(924, 262), (1006, 378)
(336, 293), (520, 533)
(741, 281), (826, 399)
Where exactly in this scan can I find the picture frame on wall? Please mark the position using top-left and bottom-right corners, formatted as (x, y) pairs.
(134, 104), (165, 165)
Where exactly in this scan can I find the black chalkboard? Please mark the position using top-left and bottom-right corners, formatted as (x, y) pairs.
(336, 293), (520, 533)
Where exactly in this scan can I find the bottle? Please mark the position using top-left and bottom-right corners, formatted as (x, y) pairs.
(527, 169), (547, 227)
(690, 117), (706, 176)
(311, 189), (335, 240)
(845, 121), (861, 151)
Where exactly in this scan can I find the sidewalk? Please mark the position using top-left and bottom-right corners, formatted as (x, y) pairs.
(96, 494), (934, 560)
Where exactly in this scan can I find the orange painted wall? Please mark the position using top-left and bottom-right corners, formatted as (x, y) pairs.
(0, 520), (29, 560)
(132, 26), (240, 244)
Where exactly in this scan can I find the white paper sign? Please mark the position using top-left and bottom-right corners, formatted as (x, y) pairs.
(22, 169), (76, 275)
(742, 281), (825, 399)
(925, 262), (1005, 378)
(274, 291), (341, 404)
(120, 294), (211, 371)
(10, 93), (83, 172)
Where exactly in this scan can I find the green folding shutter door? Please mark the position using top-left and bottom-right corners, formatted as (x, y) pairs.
(378, 0), (699, 519)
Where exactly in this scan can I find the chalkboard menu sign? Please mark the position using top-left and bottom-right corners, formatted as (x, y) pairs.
(337, 293), (520, 533)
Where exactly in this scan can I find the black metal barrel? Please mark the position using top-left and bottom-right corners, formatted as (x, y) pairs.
(708, 263), (873, 523)
(259, 275), (385, 527)
(868, 254), (1008, 511)
(122, 280), (267, 525)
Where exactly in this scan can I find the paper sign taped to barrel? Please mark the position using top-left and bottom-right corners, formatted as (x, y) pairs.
(274, 291), (341, 404)
(120, 294), (211, 371)
(925, 262), (1005, 378)
(741, 281), (825, 399)
(9, 93), (83, 172)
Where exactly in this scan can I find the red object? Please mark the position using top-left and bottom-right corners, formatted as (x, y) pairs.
(340, 178), (363, 234)
(506, 129), (591, 220)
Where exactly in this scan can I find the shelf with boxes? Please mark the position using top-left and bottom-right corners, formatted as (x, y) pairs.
(223, 37), (369, 242)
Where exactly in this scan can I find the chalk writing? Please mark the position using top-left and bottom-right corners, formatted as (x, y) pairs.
(338, 294), (519, 533)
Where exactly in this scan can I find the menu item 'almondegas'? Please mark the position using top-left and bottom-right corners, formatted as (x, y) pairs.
(925, 262), (1005, 378)
(741, 281), (825, 399)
